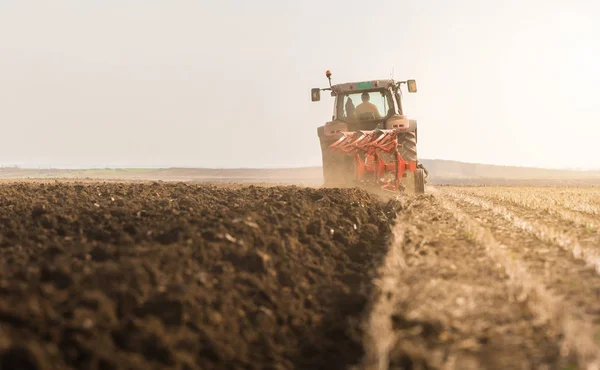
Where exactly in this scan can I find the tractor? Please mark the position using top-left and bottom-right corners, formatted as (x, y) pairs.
(312, 70), (427, 193)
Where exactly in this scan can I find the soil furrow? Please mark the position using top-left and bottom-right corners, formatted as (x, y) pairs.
(451, 187), (600, 229)
(443, 190), (600, 274)
(437, 189), (600, 368)
(359, 221), (408, 370)
(526, 188), (600, 209)
(369, 194), (560, 370)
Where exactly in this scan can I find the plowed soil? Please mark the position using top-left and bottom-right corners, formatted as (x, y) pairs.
(0, 182), (399, 370)
(2, 182), (600, 370)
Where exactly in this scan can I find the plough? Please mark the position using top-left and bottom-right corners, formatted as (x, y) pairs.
(329, 130), (417, 192)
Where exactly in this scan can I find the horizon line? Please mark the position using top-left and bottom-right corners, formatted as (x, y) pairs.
(0, 159), (599, 172)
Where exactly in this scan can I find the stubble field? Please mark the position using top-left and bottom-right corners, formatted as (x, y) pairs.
(1, 182), (600, 370)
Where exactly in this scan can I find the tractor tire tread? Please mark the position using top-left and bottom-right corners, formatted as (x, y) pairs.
(398, 132), (418, 163)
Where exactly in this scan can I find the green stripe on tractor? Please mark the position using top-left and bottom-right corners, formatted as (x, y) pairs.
(357, 81), (372, 89)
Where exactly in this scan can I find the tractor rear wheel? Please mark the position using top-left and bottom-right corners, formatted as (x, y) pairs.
(398, 131), (418, 162)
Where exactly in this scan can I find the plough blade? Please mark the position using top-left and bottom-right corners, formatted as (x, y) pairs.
(328, 130), (417, 192)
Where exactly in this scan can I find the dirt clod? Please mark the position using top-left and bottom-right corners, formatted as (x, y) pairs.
(0, 182), (396, 370)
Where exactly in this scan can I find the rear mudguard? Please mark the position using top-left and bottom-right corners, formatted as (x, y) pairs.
(394, 119), (416, 133)
(408, 119), (417, 132)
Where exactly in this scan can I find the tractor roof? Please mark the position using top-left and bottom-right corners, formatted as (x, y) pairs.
(332, 79), (396, 93)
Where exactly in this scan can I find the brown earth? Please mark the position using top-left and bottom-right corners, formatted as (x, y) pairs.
(2, 182), (600, 370)
(0, 182), (399, 370)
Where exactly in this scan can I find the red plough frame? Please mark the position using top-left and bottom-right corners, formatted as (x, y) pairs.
(329, 130), (417, 192)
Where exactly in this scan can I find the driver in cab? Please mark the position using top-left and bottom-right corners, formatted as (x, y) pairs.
(354, 92), (381, 119)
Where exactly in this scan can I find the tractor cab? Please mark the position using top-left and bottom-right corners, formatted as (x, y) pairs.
(312, 77), (417, 132)
(333, 84), (395, 131)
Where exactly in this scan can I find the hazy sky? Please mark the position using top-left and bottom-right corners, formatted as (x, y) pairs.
(1, 1), (599, 169)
